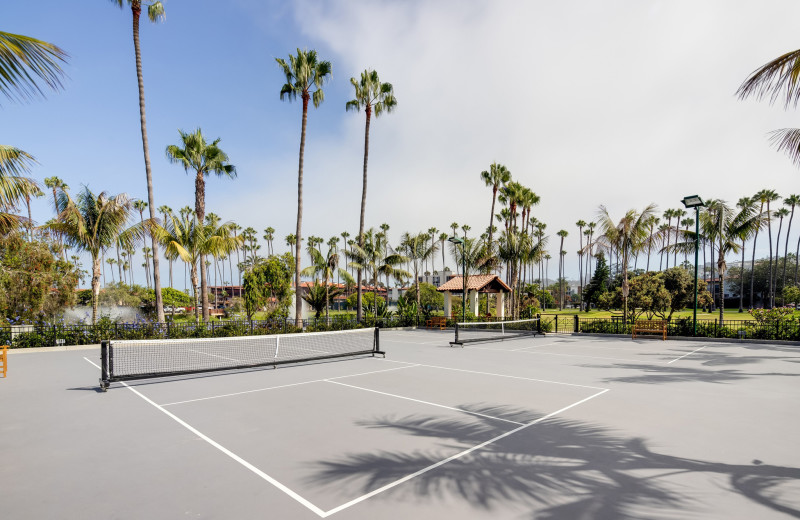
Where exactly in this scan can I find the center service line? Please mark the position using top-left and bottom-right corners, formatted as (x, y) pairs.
(667, 345), (706, 364)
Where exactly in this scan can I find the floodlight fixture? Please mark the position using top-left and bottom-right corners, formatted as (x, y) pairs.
(681, 195), (705, 209)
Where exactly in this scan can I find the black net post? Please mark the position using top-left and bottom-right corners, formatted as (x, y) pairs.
(454, 322), (460, 344)
(374, 327), (385, 356)
(100, 340), (110, 391)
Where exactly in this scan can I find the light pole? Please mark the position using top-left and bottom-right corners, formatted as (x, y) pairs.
(448, 236), (466, 322)
(682, 195), (705, 337)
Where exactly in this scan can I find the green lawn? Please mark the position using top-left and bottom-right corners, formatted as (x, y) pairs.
(536, 308), (800, 321)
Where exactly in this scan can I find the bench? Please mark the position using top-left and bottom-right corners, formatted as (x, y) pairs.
(425, 316), (447, 330)
(632, 320), (667, 340)
(1, 345), (7, 377)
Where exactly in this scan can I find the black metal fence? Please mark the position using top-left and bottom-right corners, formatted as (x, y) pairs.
(2, 314), (798, 348)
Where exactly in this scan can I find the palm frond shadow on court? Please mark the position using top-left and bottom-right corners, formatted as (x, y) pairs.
(583, 359), (800, 385)
(307, 404), (800, 519)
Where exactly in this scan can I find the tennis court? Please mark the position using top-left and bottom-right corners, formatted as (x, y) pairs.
(2, 328), (799, 519)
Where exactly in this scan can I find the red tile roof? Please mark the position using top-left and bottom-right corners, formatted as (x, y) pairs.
(436, 275), (511, 292)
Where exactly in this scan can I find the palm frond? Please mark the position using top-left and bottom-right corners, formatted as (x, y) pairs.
(737, 48), (800, 109)
(768, 127), (800, 167)
(0, 31), (68, 105)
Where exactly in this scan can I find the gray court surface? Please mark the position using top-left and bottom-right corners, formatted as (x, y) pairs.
(2, 330), (799, 519)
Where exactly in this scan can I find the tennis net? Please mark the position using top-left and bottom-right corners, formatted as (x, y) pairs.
(100, 327), (382, 390)
(451, 318), (540, 346)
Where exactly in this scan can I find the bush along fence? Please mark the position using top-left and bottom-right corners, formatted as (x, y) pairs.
(539, 314), (800, 341)
(2, 313), (798, 349)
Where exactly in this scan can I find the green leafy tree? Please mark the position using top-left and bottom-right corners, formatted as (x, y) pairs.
(346, 69), (396, 321)
(276, 48), (332, 325)
(783, 285), (800, 308)
(626, 272), (671, 321)
(0, 232), (81, 322)
(166, 128), (236, 320)
(109, 0), (167, 322)
(242, 253), (293, 321)
(583, 252), (610, 311)
(301, 245), (353, 321)
(402, 282), (444, 316)
(349, 229), (409, 316)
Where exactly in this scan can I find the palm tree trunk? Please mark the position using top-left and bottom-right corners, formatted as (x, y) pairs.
(116, 245), (122, 283)
(191, 262), (199, 320)
(194, 171), (210, 321)
(295, 94), (309, 327)
(739, 240), (746, 312)
(356, 106), (372, 323)
(750, 203), (763, 309)
(767, 201), (774, 308)
(774, 217), (784, 302)
(91, 256), (102, 325)
(131, 2), (165, 322)
(782, 206), (794, 295)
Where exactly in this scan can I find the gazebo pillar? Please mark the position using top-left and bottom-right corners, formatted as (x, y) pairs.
(469, 290), (479, 316)
(497, 292), (505, 319)
(443, 291), (452, 317)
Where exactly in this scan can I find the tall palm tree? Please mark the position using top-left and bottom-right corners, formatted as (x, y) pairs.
(133, 198), (148, 283)
(674, 200), (761, 325)
(107, 258), (116, 284)
(439, 232), (449, 273)
(737, 49), (800, 166)
(151, 213), (242, 320)
(781, 194), (799, 291)
(750, 191), (769, 309)
(762, 190), (780, 308)
(575, 220), (586, 308)
(20, 184), (44, 241)
(157, 205), (173, 287)
(166, 128), (236, 320)
(480, 163), (511, 248)
(47, 188), (141, 323)
(44, 176), (69, 258)
(109, 0), (166, 322)
(736, 197), (757, 312)
(773, 207), (790, 298)
(276, 48), (331, 326)
(346, 69), (396, 321)
(596, 204), (657, 322)
(264, 226), (275, 256)
(555, 230), (568, 310)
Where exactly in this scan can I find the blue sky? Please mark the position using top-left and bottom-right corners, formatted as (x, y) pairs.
(5, 0), (800, 287)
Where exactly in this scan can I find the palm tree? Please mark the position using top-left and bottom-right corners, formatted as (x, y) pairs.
(264, 226), (275, 256)
(151, 213), (242, 320)
(596, 204), (657, 322)
(109, 0), (166, 322)
(158, 205), (173, 287)
(781, 194), (799, 291)
(106, 258), (117, 284)
(737, 49), (800, 166)
(276, 48), (331, 326)
(398, 232), (436, 313)
(661, 209), (676, 270)
(676, 200), (761, 325)
(347, 69), (396, 321)
(773, 206), (790, 298)
(438, 232), (449, 274)
(302, 245), (353, 321)
(735, 197), (759, 312)
(166, 128), (236, 320)
(44, 176), (69, 258)
(554, 230), (567, 310)
(750, 191), (769, 309)
(47, 188), (140, 323)
(348, 230), (409, 316)
(480, 163), (511, 248)
(761, 190), (780, 308)
(20, 184), (44, 240)
(575, 220), (586, 309)
(133, 198), (148, 283)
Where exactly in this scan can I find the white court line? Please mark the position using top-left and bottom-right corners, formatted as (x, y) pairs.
(84, 358), (328, 517)
(85, 356), (608, 518)
(326, 380), (524, 426)
(323, 387), (610, 517)
(667, 346), (706, 364)
(160, 364), (420, 406)
(187, 348), (243, 363)
(381, 359), (607, 391)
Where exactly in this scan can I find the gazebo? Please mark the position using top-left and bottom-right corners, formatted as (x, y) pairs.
(436, 274), (512, 319)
